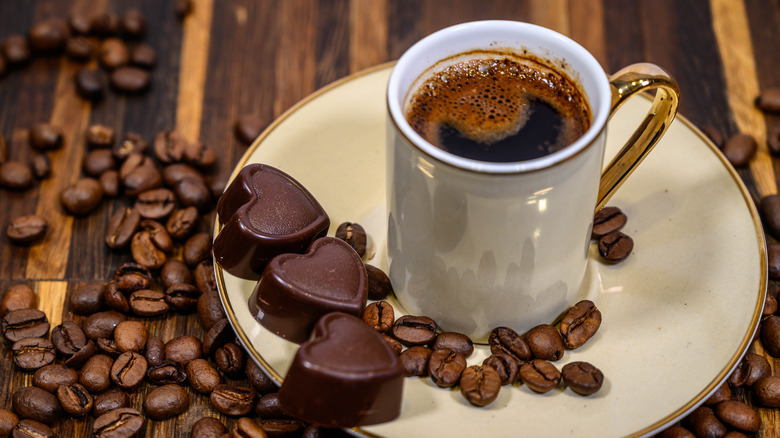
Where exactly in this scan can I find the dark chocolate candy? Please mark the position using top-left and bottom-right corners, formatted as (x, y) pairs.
(213, 164), (329, 280)
(250, 237), (367, 343)
(278, 312), (404, 427)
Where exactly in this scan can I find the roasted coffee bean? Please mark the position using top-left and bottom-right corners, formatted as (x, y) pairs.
(1, 35), (31, 66)
(131, 231), (167, 269)
(0, 56), (5, 78)
(728, 358), (751, 387)
(183, 232), (212, 267)
(99, 37), (129, 69)
(145, 336), (164, 366)
(761, 194), (780, 240)
(392, 315), (437, 346)
(166, 335), (203, 366)
(754, 376), (780, 407)
(90, 12), (119, 36)
(592, 206), (627, 239)
(75, 68), (106, 100)
(130, 44), (156, 70)
(99, 172), (120, 199)
(164, 283), (200, 313)
(29, 154), (50, 179)
(234, 114), (264, 145)
(83, 149), (117, 177)
(183, 142), (217, 169)
(215, 343), (245, 378)
(12, 386), (61, 425)
(198, 290), (225, 330)
(483, 353), (520, 385)
(203, 318), (233, 357)
(114, 320), (147, 352)
(743, 353), (771, 386)
(561, 361), (603, 395)
(144, 384), (190, 420)
(28, 20), (66, 53)
(247, 360), (277, 394)
(129, 289), (169, 316)
(29, 123), (62, 151)
(722, 133), (757, 167)
(161, 259), (194, 289)
(432, 332), (474, 359)
(174, 177), (212, 211)
(598, 231), (633, 263)
(0, 408), (19, 438)
(12, 338), (55, 371)
(70, 283), (106, 315)
(559, 300), (602, 349)
(111, 351), (148, 389)
(51, 320), (87, 357)
(460, 365), (501, 407)
(65, 36), (93, 61)
(97, 338), (123, 357)
(518, 359), (561, 393)
(141, 219), (174, 252)
(364, 264), (393, 300)
(191, 417), (227, 438)
(705, 382), (731, 406)
(658, 426), (695, 438)
(82, 310), (126, 340)
(768, 123), (780, 155)
(761, 315), (780, 356)
(111, 66), (151, 93)
(80, 354), (114, 393)
(2, 309), (49, 342)
(135, 188), (176, 219)
(104, 281), (130, 313)
(57, 383), (93, 417)
(6, 215), (47, 243)
(0, 133), (7, 162)
(92, 408), (145, 438)
(86, 124), (115, 148)
(525, 324), (564, 361)
(187, 358), (221, 394)
(0, 161), (34, 190)
(146, 360), (187, 385)
(120, 9), (146, 38)
(0, 283), (36, 316)
(195, 260), (218, 295)
(65, 340), (97, 369)
(114, 262), (153, 293)
(428, 348), (466, 388)
(335, 222), (366, 257)
(714, 400), (760, 433)
(210, 385), (256, 416)
(105, 208), (141, 250)
(13, 419), (54, 438)
(166, 206), (199, 240)
(399, 346), (432, 377)
(259, 419), (305, 437)
(154, 130), (187, 164)
(702, 125), (724, 149)
(488, 326), (531, 362)
(382, 334), (403, 355)
(233, 417), (266, 438)
(32, 364), (79, 393)
(93, 391), (131, 418)
(756, 88), (780, 112)
(162, 163), (204, 186)
(254, 392), (292, 419)
(363, 301), (394, 333)
(60, 177), (104, 215)
(770, 243), (780, 280)
(114, 132), (148, 160)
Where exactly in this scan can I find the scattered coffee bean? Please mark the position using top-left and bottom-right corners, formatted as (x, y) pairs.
(75, 68), (106, 100)
(110, 351), (148, 389)
(761, 194), (780, 240)
(105, 207), (141, 249)
(60, 177), (104, 215)
(743, 353), (771, 386)
(0, 408), (19, 438)
(68, 13), (91, 35)
(683, 406), (728, 437)
(657, 426), (695, 438)
(145, 336), (165, 367)
(146, 360), (187, 385)
(131, 44), (157, 69)
(392, 315), (437, 346)
(12, 337), (56, 371)
(29, 123), (62, 151)
(114, 321), (148, 353)
(13, 419), (54, 438)
(100, 172), (121, 197)
(592, 206), (627, 239)
(129, 289), (169, 316)
(79, 354), (114, 393)
(64, 339), (97, 369)
(114, 262), (153, 293)
(2, 308), (49, 342)
(0, 161), (34, 190)
(162, 162), (203, 186)
(483, 353), (520, 385)
(191, 417), (227, 438)
(82, 310), (126, 340)
(97, 337), (122, 357)
(202, 318), (233, 357)
(111, 66), (151, 93)
(365, 265), (393, 300)
(701, 125), (724, 148)
(382, 333), (403, 355)
(234, 114), (264, 145)
(183, 232), (212, 267)
(83, 148), (117, 177)
(769, 243), (780, 280)
(714, 400), (760, 433)
(0, 56), (5, 78)
(488, 326), (531, 362)
(93, 391), (131, 418)
(756, 88), (780, 113)
(559, 300), (602, 349)
(1, 35), (32, 66)
(56, 383), (93, 417)
(399, 346), (432, 377)
(166, 206), (199, 240)
(120, 9), (146, 38)
(32, 364), (79, 393)
(460, 365), (501, 407)
(363, 301), (394, 333)
(598, 231), (633, 263)
(210, 385), (256, 416)
(174, 176), (212, 211)
(754, 376), (780, 407)
(722, 133), (757, 167)
(91, 12), (120, 37)
(198, 290), (226, 330)
(761, 315), (780, 356)
(518, 359), (561, 393)
(51, 320), (87, 357)
(6, 215), (47, 243)
(335, 222), (366, 257)
(525, 324), (564, 361)
(428, 348), (466, 388)
(92, 408), (145, 438)
(86, 124), (115, 148)
(0, 283), (36, 316)
(144, 384), (190, 420)
(194, 260), (218, 295)
(27, 20), (66, 54)
(70, 283), (107, 315)
(154, 130), (187, 163)
(165, 283), (200, 313)
(255, 392), (292, 419)
(114, 132), (148, 160)
(561, 361), (603, 395)
(166, 335), (203, 366)
(704, 382), (731, 406)
(187, 358), (221, 394)
(29, 154), (50, 179)
(432, 332), (474, 359)
(135, 188), (176, 219)
(65, 36), (93, 61)
(233, 417), (265, 438)
(12, 386), (61, 425)
(259, 419), (306, 436)
(215, 342), (245, 378)
(161, 259), (194, 289)
(247, 359), (277, 394)
(131, 231), (167, 269)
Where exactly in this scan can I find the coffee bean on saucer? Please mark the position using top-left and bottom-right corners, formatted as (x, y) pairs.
(28, 20), (67, 54)
(363, 301), (394, 333)
(714, 400), (760, 433)
(12, 337), (56, 371)
(365, 264), (393, 300)
(0, 161), (34, 190)
(29, 123), (63, 151)
(483, 353), (520, 385)
(592, 206), (627, 239)
(30, 153), (51, 179)
(460, 365), (501, 407)
(382, 333), (403, 355)
(2, 308), (49, 342)
(6, 215), (47, 243)
(0, 283), (36, 316)
(75, 68), (106, 100)
(93, 391), (131, 418)
(488, 326), (531, 362)
(518, 359), (561, 394)
(598, 231), (633, 263)
(110, 66), (151, 93)
(1, 35), (32, 66)
(191, 417), (226, 438)
(431, 332), (474, 359)
(561, 361), (603, 395)
(56, 383), (93, 417)
(399, 346), (432, 377)
(234, 114), (264, 145)
(428, 348), (466, 388)
(722, 133), (757, 167)
(392, 315), (437, 346)
(756, 88), (780, 113)
(65, 36), (93, 61)
(120, 9), (146, 38)
(559, 300), (602, 349)
(525, 324), (564, 361)
(12, 386), (62, 425)
(335, 222), (367, 257)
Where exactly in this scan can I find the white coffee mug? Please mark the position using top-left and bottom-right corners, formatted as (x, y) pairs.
(386, 20), (679, 342)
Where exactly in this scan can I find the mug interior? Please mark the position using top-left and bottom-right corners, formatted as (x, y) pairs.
(387, 20), (611, 174)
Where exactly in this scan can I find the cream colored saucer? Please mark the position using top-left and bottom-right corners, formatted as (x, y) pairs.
(214, 64), (766, 437)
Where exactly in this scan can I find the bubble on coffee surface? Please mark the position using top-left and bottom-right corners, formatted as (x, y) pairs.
(405, 55), (591, 162)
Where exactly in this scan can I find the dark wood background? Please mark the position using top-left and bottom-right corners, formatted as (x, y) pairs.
(0, 0), (779, 436)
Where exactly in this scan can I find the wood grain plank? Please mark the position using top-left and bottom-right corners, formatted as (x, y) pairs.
(175, 0), (214, 143)
(349, 0), (388, 73)
(710, 0), (775, 197)
(569, 0), (607, 67)
(528, 0), (570, 36)
(274, 0), (318, 117)
(316, 0), (350, 87)
(602, 0), (643, 74)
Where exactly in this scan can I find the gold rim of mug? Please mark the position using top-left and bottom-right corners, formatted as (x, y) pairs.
(212, 62), (766, 438)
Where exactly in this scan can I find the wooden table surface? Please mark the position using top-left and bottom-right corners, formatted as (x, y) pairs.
(1, 0), (779, 436)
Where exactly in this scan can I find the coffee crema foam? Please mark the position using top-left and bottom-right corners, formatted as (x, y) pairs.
(404, 52), (591, 162)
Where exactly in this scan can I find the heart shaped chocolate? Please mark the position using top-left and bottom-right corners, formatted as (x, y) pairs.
(213, 164), (330, 280)
(279, 312), (404, 427)
(250, 237), (367, 343)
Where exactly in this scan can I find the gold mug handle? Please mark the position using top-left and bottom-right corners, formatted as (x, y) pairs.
(596, 63), (681, 211)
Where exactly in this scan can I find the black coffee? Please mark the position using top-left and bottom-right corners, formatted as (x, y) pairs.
(405, 51), (591, 162)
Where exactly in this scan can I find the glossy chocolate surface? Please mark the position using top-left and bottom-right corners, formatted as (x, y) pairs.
(213, 164), (329, 280)
(278, 312), (404, 427)
(250, 237), (367, 343)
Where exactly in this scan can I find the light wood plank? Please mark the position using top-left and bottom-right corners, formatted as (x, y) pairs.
(274, 0), (317, 116)
(349, 0), (388, 73)
(529, 0), (570, 36)
(569, 0), (607, 68)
